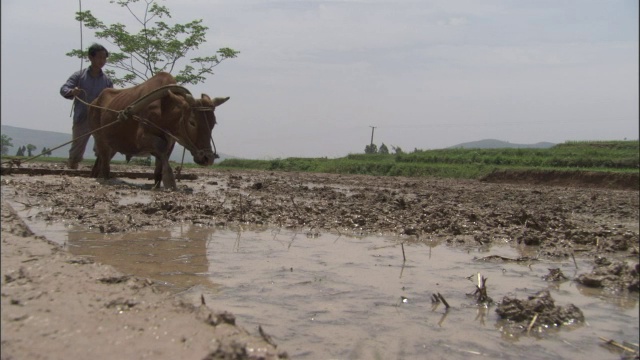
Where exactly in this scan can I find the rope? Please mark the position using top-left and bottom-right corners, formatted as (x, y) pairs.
(79, 0), (84, 72)
(2, 91), (218, 169)
(0, 117), (125, 167)
(131, 114), (181, 143)
(73, 94), (120, 114)
(2, 95), (126, 167)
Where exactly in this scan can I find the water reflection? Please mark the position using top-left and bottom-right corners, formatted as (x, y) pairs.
(66, 225), (218, 293)
(474, 307), (488, 326)
(16, 219), (640, 360)
(575, 283), (639, 309)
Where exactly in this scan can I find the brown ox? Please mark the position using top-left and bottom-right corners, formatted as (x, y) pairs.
(88, 72), (229, 190)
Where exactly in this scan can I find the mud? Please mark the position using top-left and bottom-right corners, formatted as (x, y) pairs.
(496, 290), (585, 331)
(481, 169), (639, 191)
(1, 196), (287, 360)
(4, 163), (638, 260)
(576, 256), (640, 292)
(1, 161), (639, 358)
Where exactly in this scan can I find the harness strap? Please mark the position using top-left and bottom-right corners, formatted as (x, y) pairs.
(1, 88), (217, 169)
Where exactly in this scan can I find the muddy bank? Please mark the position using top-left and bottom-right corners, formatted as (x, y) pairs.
(481, 169), (639, 191)
(1, 199), (287, 360)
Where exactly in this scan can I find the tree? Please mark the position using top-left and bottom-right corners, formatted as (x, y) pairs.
(16, 146), (25, 157)
(41, 147), (53, 157)
(26, 144), (37, 157)
(67, 0), (239, 86)
(1, 134), (13, 155)
(379, 143), (389, 155)
(391, 145), (404, 155)
(364, 144), (378, 154)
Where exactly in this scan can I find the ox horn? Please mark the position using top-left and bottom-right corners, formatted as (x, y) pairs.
(213, 97), (230, 107)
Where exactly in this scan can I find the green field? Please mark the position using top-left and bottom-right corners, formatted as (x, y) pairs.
(2, 140), (638, 181)
(217, 140), (639, 179)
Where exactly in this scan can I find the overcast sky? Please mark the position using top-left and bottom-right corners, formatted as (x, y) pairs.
(2, 0), (638, 159)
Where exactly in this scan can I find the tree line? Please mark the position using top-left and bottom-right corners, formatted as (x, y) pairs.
(364, 143), (404, 155)
(1, 134), (52, 157)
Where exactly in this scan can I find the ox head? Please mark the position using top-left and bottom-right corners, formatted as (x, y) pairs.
(169, 91), (230, 166)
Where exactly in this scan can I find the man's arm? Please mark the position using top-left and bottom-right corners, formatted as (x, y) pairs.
(60, 71), (81, 99)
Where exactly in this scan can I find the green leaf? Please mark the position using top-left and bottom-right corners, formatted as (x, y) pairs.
(66, 0), (238, 86)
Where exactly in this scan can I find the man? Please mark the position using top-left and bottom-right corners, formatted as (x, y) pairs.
(60, 43), (113, 169)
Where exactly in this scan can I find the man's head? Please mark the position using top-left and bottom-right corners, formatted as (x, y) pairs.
(88, 43), (108, 70)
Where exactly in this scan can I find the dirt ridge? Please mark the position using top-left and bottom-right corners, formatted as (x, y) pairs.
(481, 169), (639, 190)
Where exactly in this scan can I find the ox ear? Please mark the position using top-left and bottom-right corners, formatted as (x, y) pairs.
(166, 90), (179, 100)
(166, 90), (193, 108)
(184, 94), (195, 105)
(213, 96), (230, 107)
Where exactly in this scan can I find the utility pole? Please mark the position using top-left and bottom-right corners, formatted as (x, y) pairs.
(369, 126), (376, 146)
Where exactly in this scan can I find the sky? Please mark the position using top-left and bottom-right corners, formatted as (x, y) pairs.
(1, 0), (638, 159)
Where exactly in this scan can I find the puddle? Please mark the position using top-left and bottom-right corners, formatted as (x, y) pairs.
(16, 213), (640, 359)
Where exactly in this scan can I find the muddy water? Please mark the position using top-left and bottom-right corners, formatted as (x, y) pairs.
(18, 215), (640, 359)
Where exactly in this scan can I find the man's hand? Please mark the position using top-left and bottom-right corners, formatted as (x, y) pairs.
(68, 87), (82, 97)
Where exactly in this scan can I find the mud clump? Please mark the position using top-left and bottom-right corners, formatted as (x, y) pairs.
(496, 290), (584, 331)
(542, 268), (569, 282)
(576, 257), (640, 292)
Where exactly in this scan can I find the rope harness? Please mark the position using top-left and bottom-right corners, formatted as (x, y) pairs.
(1, 86), (218, 172)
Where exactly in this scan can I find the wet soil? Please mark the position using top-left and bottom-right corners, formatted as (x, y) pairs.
(6, 163), (638, 259)
(481, 169), (639, 191)
(576, 256), (640, 292)
(1, 195), (286, 360)
(1, 161), (639, 358)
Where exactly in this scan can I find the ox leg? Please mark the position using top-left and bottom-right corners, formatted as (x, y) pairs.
(161, 156), (177, 190)
(90, 157), (101, 178)
(101, 151), (116, 179)
(153, 157), (163, 189)
(147, 136), (177, 190)
(90, 142), (101, 178)
(91, 147), (114, 179)
(153, 155), (177, 190)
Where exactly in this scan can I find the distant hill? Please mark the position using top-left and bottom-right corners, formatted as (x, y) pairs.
(448, 139), (555, 149)
(1, 124), (234, 163)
